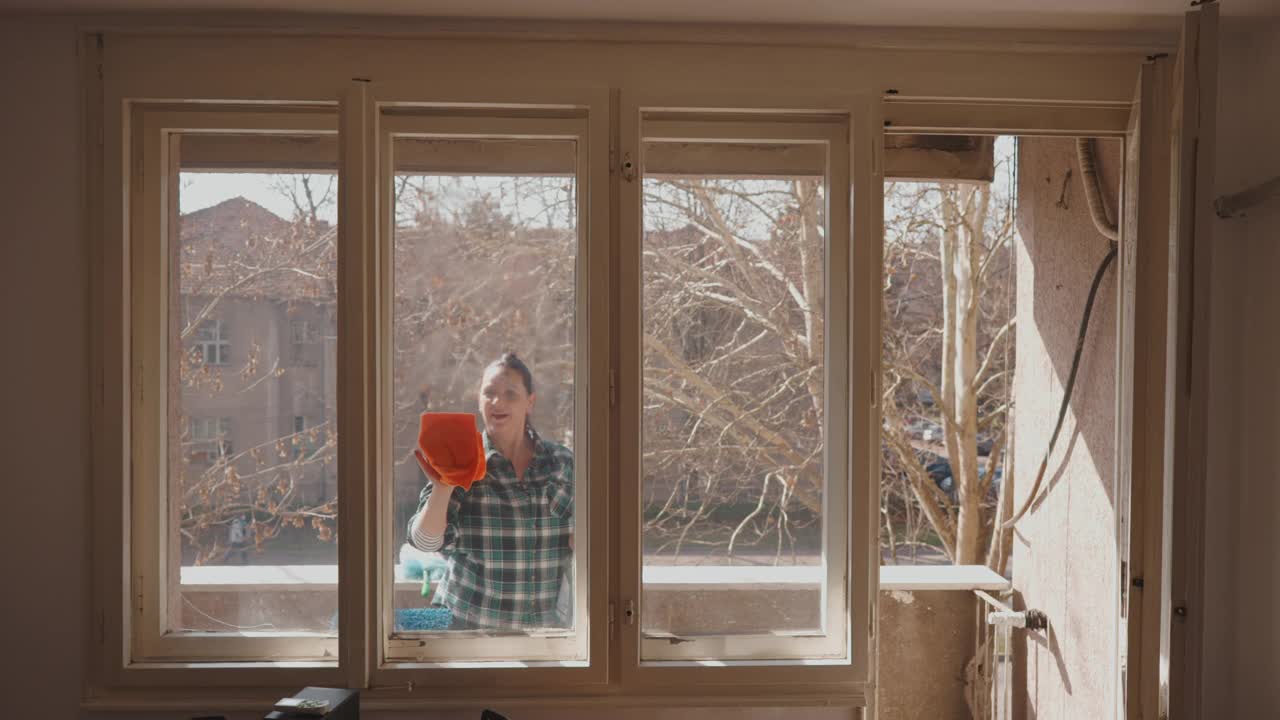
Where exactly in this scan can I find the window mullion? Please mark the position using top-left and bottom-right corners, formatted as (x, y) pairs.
(849, 94), (883, 685)
(337, 79), (379, 688)
(617, 91), (873, 691)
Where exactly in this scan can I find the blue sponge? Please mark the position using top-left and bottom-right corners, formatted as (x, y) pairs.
(394, 607), (453, 631)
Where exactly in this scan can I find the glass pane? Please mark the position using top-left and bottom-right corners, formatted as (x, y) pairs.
(391, 137), (580, 643)
(641, 140), (828, 641)
(168, 133), (338, 635)
(880, 136), (1017, 567)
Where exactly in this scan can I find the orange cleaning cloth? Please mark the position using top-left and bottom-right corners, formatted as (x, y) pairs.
(417, 412), (487, 490)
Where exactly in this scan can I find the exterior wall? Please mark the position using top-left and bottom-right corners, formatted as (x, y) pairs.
(1010, 137), (1122, 719)
(878, 590), (978, 720)
(183, 296), (335, 505)
(1202, 18), (1280, 719)
(178, 577), (980, 720)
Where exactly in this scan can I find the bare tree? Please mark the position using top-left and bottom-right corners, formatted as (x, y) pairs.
(172, 149), (1014, 579)
(388, 175), (580, 534)
(175, 175), (339, 565)
(640, 175), (826, 564)
(880, 156), (1016, 567)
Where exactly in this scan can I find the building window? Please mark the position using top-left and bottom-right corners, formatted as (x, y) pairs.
(291, 319), (316, 346)
(289, 318), (321, 367)
(189, 416), (233, 461)
(195, 318), (230, 365)
(291, 415), (315, 459)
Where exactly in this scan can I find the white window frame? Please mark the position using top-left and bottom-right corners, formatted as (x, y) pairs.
(631, 115), (851, 662)
(324, 82), (615, 695)
(128, 104), (341, 664)
(616, 90), (879, 692)
(85, 23), (1157, 709)
(376, 107), (603, 668)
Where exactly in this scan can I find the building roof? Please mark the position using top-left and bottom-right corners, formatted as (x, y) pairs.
(179, 196), (336, 303)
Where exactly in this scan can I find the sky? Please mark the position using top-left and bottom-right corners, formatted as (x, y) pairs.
(179, 172), (573, 229)
(180, 172), (339, 224)
(181, 136), (1017, 236)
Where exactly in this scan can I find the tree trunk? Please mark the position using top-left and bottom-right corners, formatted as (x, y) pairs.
(943, 185), (990, 564)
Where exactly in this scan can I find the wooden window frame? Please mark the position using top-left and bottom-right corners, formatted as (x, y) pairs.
(128, 105), (341, 665)
(373, 103), (610, 678)
(616, 100), (865, 678)
(84, 23), (1164, 711)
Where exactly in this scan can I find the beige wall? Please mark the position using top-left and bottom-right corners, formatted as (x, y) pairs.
(1010, 136), (1122, 719)
(1202, 17), (1280, 720)
(7, 10), (1276, 720)
(0, 17), (849, 720)
(0, 17), (87, 720)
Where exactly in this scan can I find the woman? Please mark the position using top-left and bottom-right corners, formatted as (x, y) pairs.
(408, 352), (575, 631)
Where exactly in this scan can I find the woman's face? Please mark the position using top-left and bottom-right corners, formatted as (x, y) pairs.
(478, 366), (535, 437)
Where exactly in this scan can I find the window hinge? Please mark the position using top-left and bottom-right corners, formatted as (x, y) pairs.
(609, 369), (617, 408)
(872, 132), (883, 178)
(623, 598), (636, 626)
(609, 601), (616, 627)
(862, 577), (873, 639)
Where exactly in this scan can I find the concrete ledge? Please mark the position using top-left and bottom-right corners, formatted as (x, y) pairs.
(879, 564), (1009, 592)
(181, 563), (1009, 592)
(174, 562), (998, 718)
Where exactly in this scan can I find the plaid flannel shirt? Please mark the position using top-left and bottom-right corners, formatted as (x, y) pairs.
(409, 427), (574, 630)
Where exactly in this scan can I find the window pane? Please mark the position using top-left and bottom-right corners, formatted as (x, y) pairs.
(391, 137), (581, 645)
(169, 134), (338, 636)
(641, 141), (828, 642)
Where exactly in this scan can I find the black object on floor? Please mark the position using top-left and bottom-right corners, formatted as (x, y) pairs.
(264, 687), (359, 720)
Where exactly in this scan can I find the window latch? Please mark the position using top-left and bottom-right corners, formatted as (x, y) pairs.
(623, 598), (637, 625)
(620, 152), (636, 182)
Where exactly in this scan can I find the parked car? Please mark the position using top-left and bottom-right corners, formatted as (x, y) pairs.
(916, 450), (1002, 499)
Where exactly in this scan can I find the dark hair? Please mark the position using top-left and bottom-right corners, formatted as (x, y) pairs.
(484, 352), (535, 396)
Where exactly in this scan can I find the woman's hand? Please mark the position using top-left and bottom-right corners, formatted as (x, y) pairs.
(413, 448), (443, 486)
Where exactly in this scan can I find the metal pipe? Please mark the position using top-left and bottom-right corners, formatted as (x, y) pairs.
(1215, 175), (1280, 218)
(1076, 137), (1119, 242)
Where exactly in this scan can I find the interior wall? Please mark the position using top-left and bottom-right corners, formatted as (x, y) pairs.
(1202, 17), (1280, 720)
(0, 17), (88, 720)
(11, 11), (1274, 720)
(0, 18), (843, 720)
(1010, 136), (1122, 720)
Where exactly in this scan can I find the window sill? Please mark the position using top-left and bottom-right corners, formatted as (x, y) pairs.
(878, 563), (1010, 592)
(83, 685), (871, 713)
(91, 565), (998, 713)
